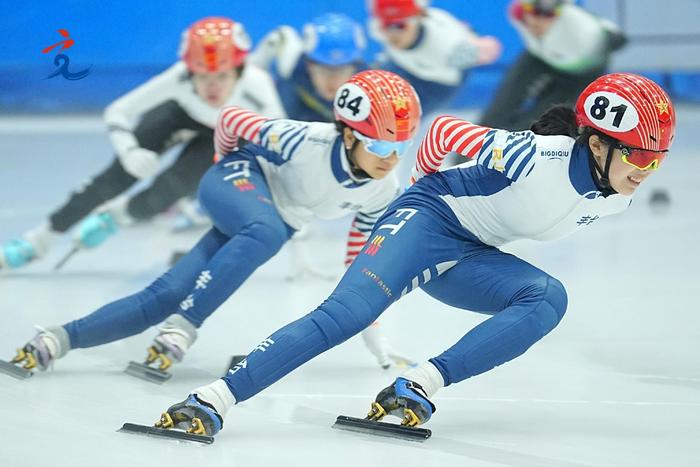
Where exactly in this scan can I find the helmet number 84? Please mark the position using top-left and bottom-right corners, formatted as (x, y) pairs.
(584, 91), (639, 133)
(334, 82), (371, 122)
(337, 88), (363, 116)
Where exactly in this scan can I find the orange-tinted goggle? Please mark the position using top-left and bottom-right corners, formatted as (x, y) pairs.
(522, 3), (562, 17)
(617, 144), (668, 171)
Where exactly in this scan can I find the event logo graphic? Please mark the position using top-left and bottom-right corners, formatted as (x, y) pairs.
(42, 29), (91, 80)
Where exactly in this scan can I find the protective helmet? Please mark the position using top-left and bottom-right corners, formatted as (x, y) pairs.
(334, 69), (421, 142)
(180, 17), (251, 73)
(576, 73), (675, 152)
(369, 0), (428, 26)
(303, 13), (366, 66)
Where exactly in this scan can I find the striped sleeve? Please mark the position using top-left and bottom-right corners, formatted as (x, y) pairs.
(412, 116), (537, 183)
(215, 106), (268, 156)
(345, 209), (383, 267)
(258, 119), (309, 162)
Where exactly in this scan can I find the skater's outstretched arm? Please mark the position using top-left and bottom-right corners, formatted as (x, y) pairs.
(215, 106), (308, 158)
(411, 116), (537, 184)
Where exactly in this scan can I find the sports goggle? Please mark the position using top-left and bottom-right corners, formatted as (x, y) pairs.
(352, 130), (413, 159)
(521, 3), (562, 17)
(381, 17), (418, 30)
(617, 144), (668, 171)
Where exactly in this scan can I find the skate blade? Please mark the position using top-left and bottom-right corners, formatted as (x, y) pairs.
(332, 415), (431, 442)
(0, 359), (33, 380)
(124, 361), (171, 384)
(118, 423), (214, 444)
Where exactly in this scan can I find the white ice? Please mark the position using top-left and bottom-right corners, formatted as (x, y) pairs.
(0, 110), (699, 467)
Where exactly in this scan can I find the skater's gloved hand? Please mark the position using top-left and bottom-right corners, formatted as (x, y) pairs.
(118, 147), (160, 179)
(76, 212), (118, 249)
(475, 36), (502, 65)
(361, 322), (417, 370)
(248, 26), (301, 78)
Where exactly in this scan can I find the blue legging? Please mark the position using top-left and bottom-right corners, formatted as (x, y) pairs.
(63, 151), (295, 348)
(222, 195), (568, 402)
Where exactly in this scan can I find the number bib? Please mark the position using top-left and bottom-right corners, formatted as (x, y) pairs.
(334, 83), (371, 122)
(583, 91), (639, 133)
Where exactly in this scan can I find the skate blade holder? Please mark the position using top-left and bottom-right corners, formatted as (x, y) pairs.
(124, 361), (171, 384)
(332, 415), (431, 442)
(0, 360), (33, 380)
(118, 423), (214, 444)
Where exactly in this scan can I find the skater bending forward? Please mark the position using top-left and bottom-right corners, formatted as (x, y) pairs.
(151, 73), (675, 436)
(7, 70), (421, 376)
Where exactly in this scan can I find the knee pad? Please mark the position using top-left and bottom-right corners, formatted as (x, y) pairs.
(310, 289), (380, 348)
(532, 276), (568, 336)
(237, 219), (290, 258)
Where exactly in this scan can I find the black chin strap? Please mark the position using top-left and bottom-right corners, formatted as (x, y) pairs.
(346, 139), (371, 180)
(589, 144), (617, 197)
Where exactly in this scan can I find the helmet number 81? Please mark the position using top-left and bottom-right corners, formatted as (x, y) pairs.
(584, 91), (639, 133)
(590, 96), (627, 128)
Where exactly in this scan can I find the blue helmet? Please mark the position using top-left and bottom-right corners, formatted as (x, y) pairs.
(302, 13), (366, 66)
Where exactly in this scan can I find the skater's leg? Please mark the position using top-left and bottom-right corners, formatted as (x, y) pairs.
(62, 227), (228, 349)
(126, 133), (214, 221)
(213, 203), (466, 404)
(48, 158), (138, 233)
(175, 153), (295, 327)
(479, 52), (551, 131)
(419, 248), (568, 386)
(359, 247), (568, 426)
(1, 158), (138, 269)
(50, 100), (198, 232)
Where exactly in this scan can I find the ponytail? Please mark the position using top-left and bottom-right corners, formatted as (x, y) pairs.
(529, 105), (579, 138)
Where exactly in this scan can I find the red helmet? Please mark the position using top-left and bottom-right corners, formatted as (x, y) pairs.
(334, 70), (421, 141)
(369, 0), (427, 26)
(575, 73), (675, 152)
(180, 17), (251, 73)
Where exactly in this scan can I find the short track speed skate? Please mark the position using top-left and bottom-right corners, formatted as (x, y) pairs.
(0, 358), (33, 380)
(124, 344), (173, 384)
(1, 329), (63, 380)
(333, 377), (435, 441)
(119, 394), (222, 444)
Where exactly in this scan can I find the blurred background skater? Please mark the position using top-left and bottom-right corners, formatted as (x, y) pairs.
(368, 0), (502, 117)
(250, 12), (367, 123)
(0, 17), (285, 270)
(6, 70), (422, 377)
(480, 0), (627, 131)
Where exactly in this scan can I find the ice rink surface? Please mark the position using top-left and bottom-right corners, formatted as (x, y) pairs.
(1, 109), (699, 467)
